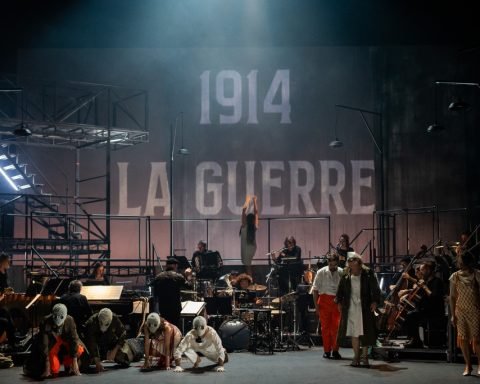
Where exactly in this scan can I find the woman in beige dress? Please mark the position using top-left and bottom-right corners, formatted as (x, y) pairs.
(449, 251), (480, 376)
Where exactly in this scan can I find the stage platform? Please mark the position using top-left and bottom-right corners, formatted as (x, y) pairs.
(1, 347), (472, 384)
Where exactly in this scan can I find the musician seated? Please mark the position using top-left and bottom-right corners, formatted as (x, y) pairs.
(84, 308), (129, 373)
(388, 256), (415, 292)
(272, 236), (303, 295)
(58, 280), (92, 333)
(86, 262), (110, 285)
(216, 271), (239, 296)
(192, 241), (223, 279)
(234, 274), (262, 306)
(403, 261), (446, 348)
(0, 253), (17, 351)
(0, 253), (12, 294)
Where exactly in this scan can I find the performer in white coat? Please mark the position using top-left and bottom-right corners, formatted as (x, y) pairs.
(173, 316), (228, 372)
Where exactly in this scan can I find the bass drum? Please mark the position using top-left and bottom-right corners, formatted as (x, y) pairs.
(217, 319), (251, 352)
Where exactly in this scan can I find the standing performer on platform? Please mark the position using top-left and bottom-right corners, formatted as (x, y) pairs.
(313, 253), (343, 359)
(84, 308), (129, 372)
(173, 316), (228, 373)
(240, 195), (258, 276)
(335, 234), (354, 268)
(142, 313), (182, 370)
(25, 303), (85, 378)
(272, 236), (303, 295)
(336, 253), (381, 368)
(152, 258), (185, 328)
(449, 251), (480, 376)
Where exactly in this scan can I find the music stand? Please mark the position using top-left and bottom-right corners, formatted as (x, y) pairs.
(81, 285), (123, 301)
(180, 301), (207, 334)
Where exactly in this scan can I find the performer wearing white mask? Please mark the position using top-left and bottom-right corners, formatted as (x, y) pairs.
(173, 316), (228, 373)
(25, 303), (85, 378)
(142, 312), (182, 370)
(84, 308), (129, 372)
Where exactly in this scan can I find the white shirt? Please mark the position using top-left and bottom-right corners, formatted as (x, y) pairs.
(174, 326), (225, 361)
(313, 266), (343, 295)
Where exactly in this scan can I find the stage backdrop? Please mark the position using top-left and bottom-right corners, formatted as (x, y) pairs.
(17, 47), (380, 265)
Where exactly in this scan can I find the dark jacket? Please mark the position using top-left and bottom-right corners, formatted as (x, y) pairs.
(38, 315), (84, 358)
(153, 270), (185, 326)
(336, 266), (381, 346)
(84, 313), (126, 360)
(58, 292), (92, 330)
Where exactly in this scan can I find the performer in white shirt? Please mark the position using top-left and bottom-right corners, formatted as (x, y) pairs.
(173, 316), (228, 373)
(312, 253), (343, 359)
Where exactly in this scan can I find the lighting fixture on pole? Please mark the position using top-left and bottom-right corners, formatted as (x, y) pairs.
(169, 112), (189, 256)
(328, 108), (344, 148)
(428, 81), (480, 131)
(0, 88), (33, 137)
(328, 104), (386, 255)
(426, 83), (445, 133)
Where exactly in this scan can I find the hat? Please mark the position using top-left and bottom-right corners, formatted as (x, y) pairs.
(166, 257), (179, 265)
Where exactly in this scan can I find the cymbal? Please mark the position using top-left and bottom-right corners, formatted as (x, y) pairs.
(262, 305), (276, 309)
(247, 284), (267, 291)
(271, 309), (286, 315)
(180, 290), (197, 294)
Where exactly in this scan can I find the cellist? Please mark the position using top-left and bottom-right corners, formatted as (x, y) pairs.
(402, 261), (446, 348)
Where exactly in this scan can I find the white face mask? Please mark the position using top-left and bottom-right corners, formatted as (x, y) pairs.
(193, 316), (207, 339)
(146, 313), (161, 334)
(52, 304), (67, 327)
(98, 308), (113, 333)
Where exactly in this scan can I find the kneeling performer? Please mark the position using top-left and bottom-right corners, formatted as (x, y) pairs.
(84, 308), (129, 372)
(143, 313), (182, 370)
(173, 316), (228, 372)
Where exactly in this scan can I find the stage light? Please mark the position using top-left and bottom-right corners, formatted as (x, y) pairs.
(178, 147), (190, 155)
(0, 167), (19, 191)
(448, 99), (470, 112)
(13, 124), (32, 137)
(426, 123), (445, 133)
(329, 138), (344, 148)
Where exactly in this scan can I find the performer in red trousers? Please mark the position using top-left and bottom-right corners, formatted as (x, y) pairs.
(312, 253), (343, 359)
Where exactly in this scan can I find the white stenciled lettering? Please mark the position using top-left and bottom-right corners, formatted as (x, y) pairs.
(196, 161), (223, 215)
(261, 161), (285, 215)
(319, 160), (347, 215)
(144, 162), (170, 216)
(289, 161), (316, 215)
(216, 70), (242, 124)
(227, 161), (255, 214)
(351, 160), (375, 214)
(118, 162), (142, 216)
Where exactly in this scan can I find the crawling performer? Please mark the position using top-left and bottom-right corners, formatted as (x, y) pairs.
(173, 316), (228, 373)
(143, 313), (182, 370)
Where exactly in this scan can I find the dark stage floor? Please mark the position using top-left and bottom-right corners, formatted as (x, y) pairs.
(1, 348), (474, 384)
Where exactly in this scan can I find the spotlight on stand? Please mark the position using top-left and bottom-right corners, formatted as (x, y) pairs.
(178, 147), (190, 155)
(329, 138), (344, 148)
(448, 99), (470, 112)
(13, 124), (32, 137)
(426, 123), (445, 134)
